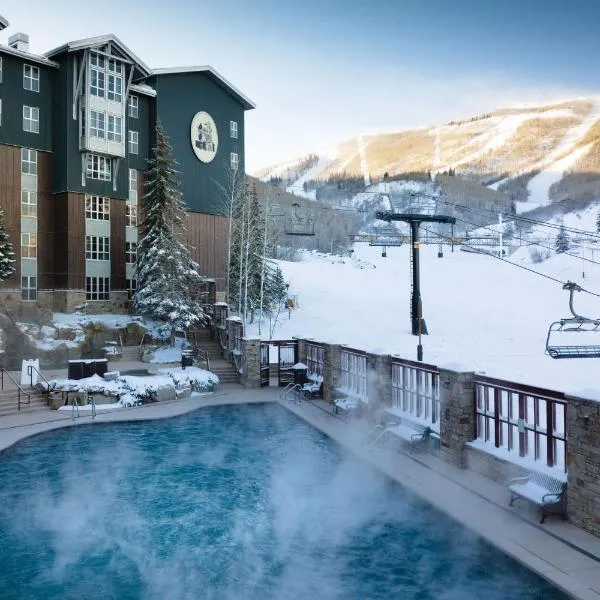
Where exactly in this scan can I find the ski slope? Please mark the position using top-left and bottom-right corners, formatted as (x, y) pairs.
(246, 228), (600, 399)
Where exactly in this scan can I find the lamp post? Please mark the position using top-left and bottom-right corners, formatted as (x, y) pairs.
(285, 283), (290, 320)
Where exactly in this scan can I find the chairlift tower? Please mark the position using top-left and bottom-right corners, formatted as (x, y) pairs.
(376, 190), (455, 361)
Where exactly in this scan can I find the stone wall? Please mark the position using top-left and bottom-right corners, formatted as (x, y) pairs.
(566, 394), (600, 537)
(241, 338), (261, 389)
(466, 445), (529, 485)
(438, 368), (476, 468)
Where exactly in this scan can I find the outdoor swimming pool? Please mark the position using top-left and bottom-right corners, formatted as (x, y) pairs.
(0, 403), (567, 600)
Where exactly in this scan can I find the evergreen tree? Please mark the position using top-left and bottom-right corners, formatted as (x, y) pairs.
(0, 208), (15, 281)
(133, 122), (207, 332)
(596, 208), (600, 233)
(554, 224), (570, 254)
(264, 264), (287, 307)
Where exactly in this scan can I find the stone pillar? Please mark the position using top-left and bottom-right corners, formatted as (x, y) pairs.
(241, 337), (261, 389)
(367, 353), (392, 414)
(225, 317), (238, 362)
(295, 337), (308, 365)
(566, 394), (600, 537)
(323, 343), (342, 404)
(438, 368), (476, 468)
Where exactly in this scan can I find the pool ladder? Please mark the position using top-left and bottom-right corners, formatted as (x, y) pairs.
(280, 383), (303, 404)
(71, 394), (97, 420)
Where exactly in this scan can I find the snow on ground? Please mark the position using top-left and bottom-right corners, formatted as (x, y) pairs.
(244, 243), (600, 399)
(52, 312), (140, 329)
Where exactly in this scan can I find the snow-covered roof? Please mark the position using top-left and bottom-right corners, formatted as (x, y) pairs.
(152, 65), (255, 110)
(0, 43), (59, 68)
(0, 15), (8, 30)
(130, 83), (156, 98)
(45, 34), (152, 77)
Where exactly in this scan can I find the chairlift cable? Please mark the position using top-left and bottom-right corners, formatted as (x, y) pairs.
(448, 214), (600, 268)
(420, 226), (600, 298)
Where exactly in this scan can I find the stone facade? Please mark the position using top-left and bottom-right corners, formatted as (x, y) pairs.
(368, 353), (392, 412)
(241, 338), (261, 389)
(323, 343), (342, 404)
(438, 368), (476, 468)
(466, 445), (529, 484)
(566, 394), (600, 537)
(295, 337), (308, 365)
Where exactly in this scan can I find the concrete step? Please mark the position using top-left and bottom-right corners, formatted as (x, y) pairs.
(0, 392), (48, 416)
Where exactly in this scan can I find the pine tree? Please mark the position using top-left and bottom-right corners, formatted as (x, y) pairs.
(0, 208), (15, 281)
(265, 264), (287, 307)
(596, 208), (600, 233)
(554, 224), (570, 254)
(133, 122), (207, 333)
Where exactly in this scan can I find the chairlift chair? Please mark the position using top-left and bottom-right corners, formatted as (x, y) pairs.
(545, 281), (600, 359)
(284, 202), (315, 236)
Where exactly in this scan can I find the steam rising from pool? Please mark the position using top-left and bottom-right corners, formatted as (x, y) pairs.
(0, 404), (566, 599)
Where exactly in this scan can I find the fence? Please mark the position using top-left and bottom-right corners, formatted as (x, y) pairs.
(306, 342), (324, 378)
(339, 348), (367, 399)
(391, 357), (440, 432)
(474, 375), (567, 471)
(232, 322), (243, 355)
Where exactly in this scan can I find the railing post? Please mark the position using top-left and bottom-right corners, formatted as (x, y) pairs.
(241, 337), (261, 389)
(323, 343), (342, 405)
(438, 368), (476, 468)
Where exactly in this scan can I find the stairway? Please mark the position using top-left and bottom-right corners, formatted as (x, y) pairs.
(190, 328), (240, 385)
(0, 389), (48, 417)
(120, 345), (141, 361)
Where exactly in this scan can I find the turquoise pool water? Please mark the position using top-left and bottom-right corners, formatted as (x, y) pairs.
(0, 404), (567, 600)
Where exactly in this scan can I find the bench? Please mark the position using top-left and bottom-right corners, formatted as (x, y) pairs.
(368, 420), (434, 452)
(508, 471), (567, 523)
(333, 396), (362, 419)
(302, 380), (323, 399)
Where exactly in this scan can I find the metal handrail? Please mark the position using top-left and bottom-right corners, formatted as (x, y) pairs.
(27, 364), (54, 406)
(139, 332), (152, 357)
(0, 368), (31, 411)
(194, 347), (211, 372)
(71, 395), (79, 420)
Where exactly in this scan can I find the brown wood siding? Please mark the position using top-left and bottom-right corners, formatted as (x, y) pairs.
(111, 198), (126, 290)
(186, 212), (228, 291)
(37, 151), (54, 289)
(53, 192), (85, 290)
(0, 144), (21, 288)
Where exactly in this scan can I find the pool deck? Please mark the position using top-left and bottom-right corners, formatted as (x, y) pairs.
(1, 384), (600, 599)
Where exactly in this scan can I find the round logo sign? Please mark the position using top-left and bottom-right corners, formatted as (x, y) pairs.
(190, 111), (218, 163)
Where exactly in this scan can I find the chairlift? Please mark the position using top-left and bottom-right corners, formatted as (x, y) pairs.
(545, 281), (600, 359)
(285, 202), (315, 236)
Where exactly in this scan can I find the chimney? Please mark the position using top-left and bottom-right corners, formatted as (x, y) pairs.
(8, 32), (29, 53)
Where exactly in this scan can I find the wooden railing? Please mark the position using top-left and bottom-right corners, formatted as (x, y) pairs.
(474, 375), (567, 471)
(391, 356), (440, 432)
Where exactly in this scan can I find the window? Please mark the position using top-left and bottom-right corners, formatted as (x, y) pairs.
(85, 195), (110, 220)
(85, 235), (110, 260)
(21, 233), (37, 258)
(23, 65), (40, 92)
(230, 120), (238, 139)
(89, 53), (105, 97)
(107, 114), (123, 142)
(126, 278), (137, 299)
(128, 95), (138, 118)
(23, 106), (39, 133)
(86, 154), (111, 181)
(125, 241), (137, 264)
(128, 130), (138, 154)
(129, 168), (137, 192)
(0, 57), (2, 83)
(126, 205), (137, 227)
(108, 73), (123, 102)
(86, 276), (110, 301)
(21, 148), (37, 175)
(0, 99), (2, 127)
(21, 276), (37, 301)
(90, 111), (106, 139)
(230, 152), (239, 171)
(21, 191), (37, 217)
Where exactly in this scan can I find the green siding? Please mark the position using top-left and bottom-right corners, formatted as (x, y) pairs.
(0, 51), (54, 151)
(147, 72), (246, 215)
(126, 92), (152, 172)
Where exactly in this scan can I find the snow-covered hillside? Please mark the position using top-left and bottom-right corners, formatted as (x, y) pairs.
(254, 97), (600, 212)
(245, 217), (600, 398)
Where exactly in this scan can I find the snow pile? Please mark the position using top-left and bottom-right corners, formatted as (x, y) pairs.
(156, 366), (219, 391)
(150, 346), (183, 364)
(17, 322), (85, 352)
(49, 367), (217, 408)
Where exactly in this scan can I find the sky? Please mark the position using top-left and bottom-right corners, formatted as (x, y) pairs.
(2, 0), (600, 172)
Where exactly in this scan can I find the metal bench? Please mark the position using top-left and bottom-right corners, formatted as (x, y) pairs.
(508, 471), (567, 523)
